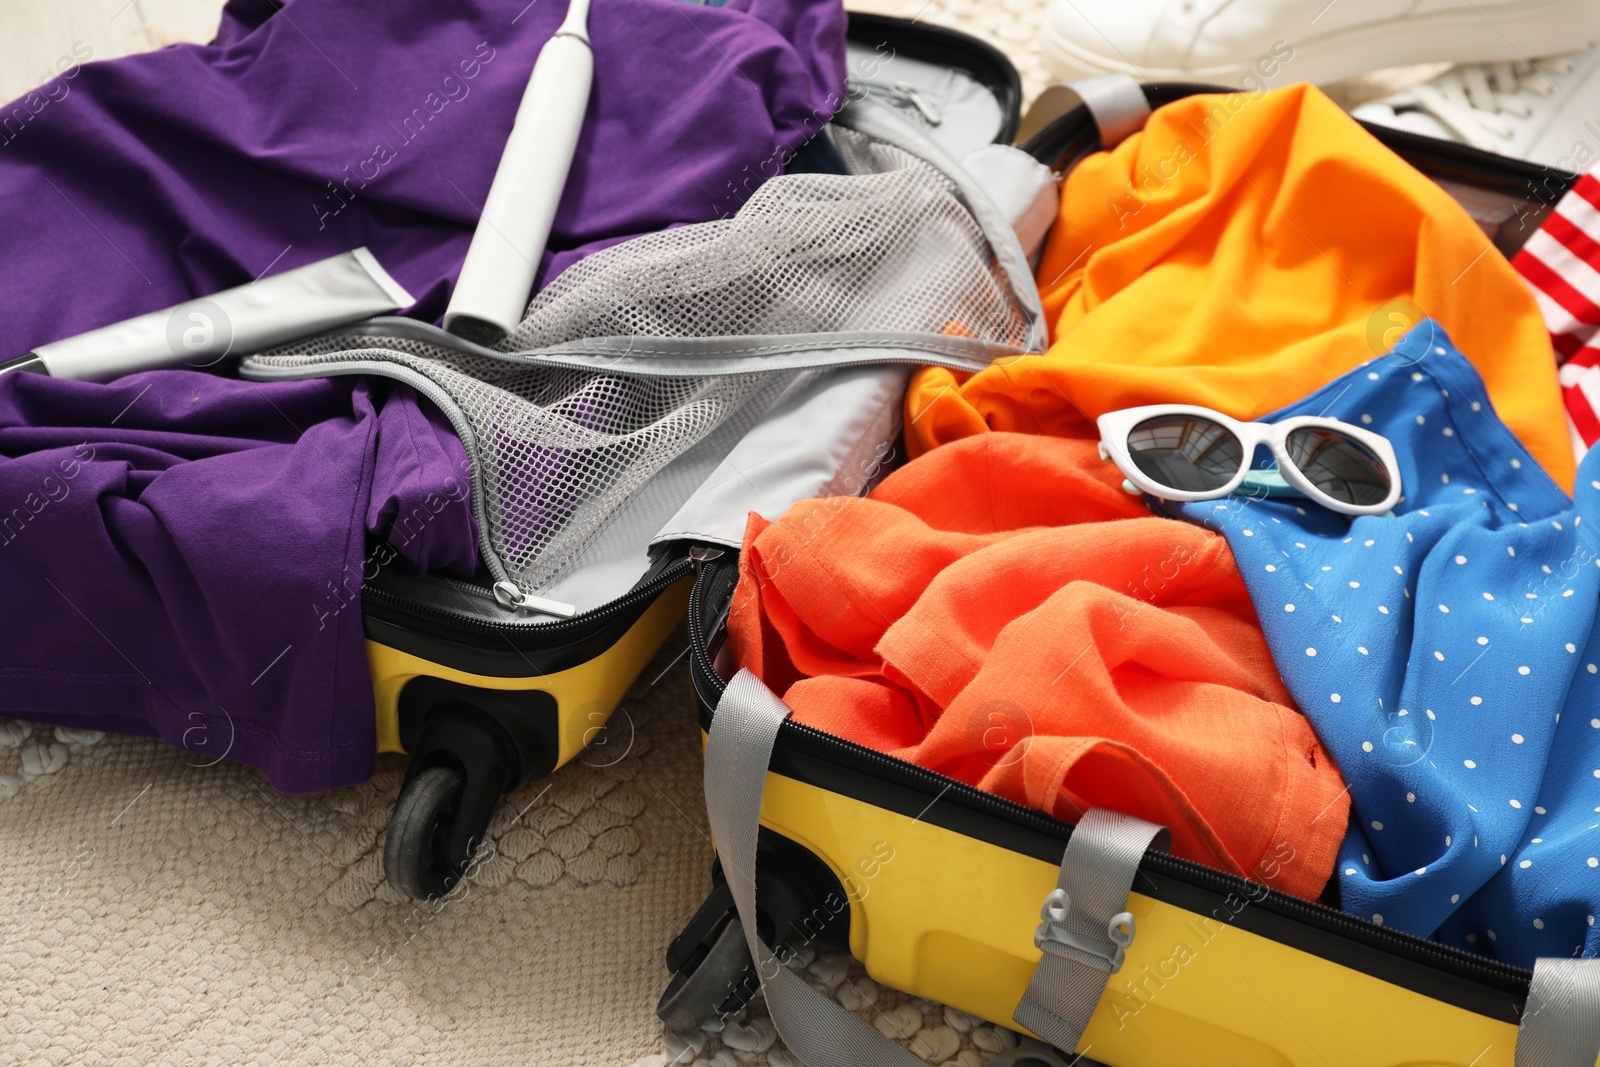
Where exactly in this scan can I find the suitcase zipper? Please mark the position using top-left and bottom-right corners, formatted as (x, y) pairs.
(491, 581), (578, 618)
(852, 80), (945, 127)
(686, 555), (1533, 998)
(363, 554), (696, 636)
(846, 12), (1023, 145)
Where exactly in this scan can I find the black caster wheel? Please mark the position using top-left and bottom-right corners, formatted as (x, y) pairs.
(658, 840), (847, 1034)
(656, 917), (755, 1034)
(383, 699), (542, 901)
(384, 764), (470, 900)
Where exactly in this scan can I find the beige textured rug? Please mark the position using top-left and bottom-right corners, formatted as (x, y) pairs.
(1, 636), (711, 1067)
(1, 632), (1026, 1067)
(0, 3), (1444, 1065)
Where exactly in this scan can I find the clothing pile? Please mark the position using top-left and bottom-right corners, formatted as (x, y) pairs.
(730, 82), (1600, 970)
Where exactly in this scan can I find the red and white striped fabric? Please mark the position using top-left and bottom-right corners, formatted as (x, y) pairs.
(1513, 172), (1600, 462)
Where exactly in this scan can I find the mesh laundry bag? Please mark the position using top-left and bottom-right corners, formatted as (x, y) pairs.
(243, 101), (1044, 597)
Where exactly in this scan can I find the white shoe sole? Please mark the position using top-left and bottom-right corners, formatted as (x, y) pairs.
(1043, 0), (1600, 88)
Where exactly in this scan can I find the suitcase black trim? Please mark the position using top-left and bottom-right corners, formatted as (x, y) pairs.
(686, 553), (1533, 1026)
(1021, 81), (1578, 205)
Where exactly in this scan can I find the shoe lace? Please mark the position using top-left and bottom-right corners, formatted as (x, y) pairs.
(1411, 49), (1587, 146)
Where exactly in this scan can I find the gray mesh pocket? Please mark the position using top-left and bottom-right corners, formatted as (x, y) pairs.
(504, 132), (1030, 356)
(243, 108), (1039, 599)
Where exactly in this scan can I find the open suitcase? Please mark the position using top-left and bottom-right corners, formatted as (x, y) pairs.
(657, 73), (1600, 1067)
(231, 11), (1046, 904)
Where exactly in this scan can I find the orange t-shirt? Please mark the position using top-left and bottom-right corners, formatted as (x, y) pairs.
(730, 432), (1348, 900)
(905, 84), (1573, 490)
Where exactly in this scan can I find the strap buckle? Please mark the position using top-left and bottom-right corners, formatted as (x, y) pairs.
(1033, 887), (1136, 974)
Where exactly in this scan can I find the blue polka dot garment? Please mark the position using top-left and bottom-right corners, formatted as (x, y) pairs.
(1165, 321), (1600, 968)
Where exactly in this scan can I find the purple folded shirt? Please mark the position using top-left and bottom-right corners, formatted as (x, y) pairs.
(0, 372), (476, 792)
(0, 0), (846, 791)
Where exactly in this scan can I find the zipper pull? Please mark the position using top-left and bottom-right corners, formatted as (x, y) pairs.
(493, 581), (578, 618)
(690, 544), (726, 578)
(892, 81), (942, 126)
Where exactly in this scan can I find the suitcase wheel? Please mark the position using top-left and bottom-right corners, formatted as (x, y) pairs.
(384, 763), (471, 900)
(384, 701), (527, 900)
(656, 916), (755, 1034)
(658, 843), (846, 1033)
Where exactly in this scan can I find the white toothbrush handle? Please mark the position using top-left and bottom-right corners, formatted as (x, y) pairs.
(444, 26), (594, 344)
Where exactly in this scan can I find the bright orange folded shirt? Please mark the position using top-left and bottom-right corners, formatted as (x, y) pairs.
(906, 83), (1574, 490)
(729, 432), (1349, 900)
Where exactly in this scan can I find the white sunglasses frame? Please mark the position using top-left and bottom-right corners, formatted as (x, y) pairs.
(1095, 404), (1403, 517)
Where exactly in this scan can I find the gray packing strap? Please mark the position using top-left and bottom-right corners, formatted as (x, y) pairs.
(1063, 75), (1150, 150)
(1012, 808), (1168, 1051)
(705, 670), (925, 1067)
(1517, 958), (1600, 1067)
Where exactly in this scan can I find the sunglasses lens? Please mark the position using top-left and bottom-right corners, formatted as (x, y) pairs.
(1285, 427), (1392, 507)
(1125, 415), (1243, 493)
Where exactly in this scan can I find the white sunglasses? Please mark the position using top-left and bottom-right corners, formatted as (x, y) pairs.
(1096, 405), (1402, 517)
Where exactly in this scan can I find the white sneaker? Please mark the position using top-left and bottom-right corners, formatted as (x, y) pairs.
(1044, 0), (1600, 89)
(1354, 47), (1600, 170)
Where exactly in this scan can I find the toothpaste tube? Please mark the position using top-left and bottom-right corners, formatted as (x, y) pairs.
(0, 247), (413, 382)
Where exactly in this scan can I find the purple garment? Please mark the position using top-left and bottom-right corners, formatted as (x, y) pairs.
(0, 0), (848, 355)
(0, 372), (476, 792)
(0, 0), (845, 791)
